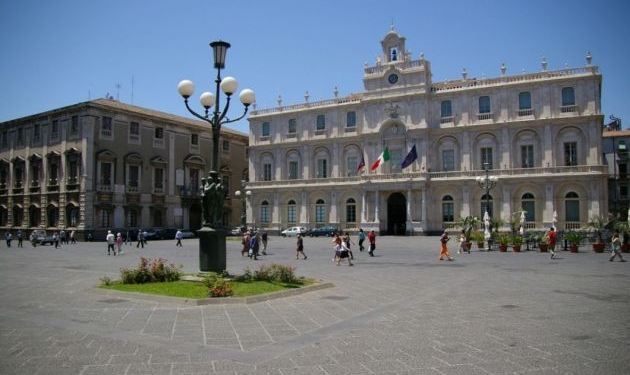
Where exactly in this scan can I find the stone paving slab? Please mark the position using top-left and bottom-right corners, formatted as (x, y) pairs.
(0, 236), (628, 374)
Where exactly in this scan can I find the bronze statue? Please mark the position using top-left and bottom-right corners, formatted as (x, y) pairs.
(200, 171), (224, 227)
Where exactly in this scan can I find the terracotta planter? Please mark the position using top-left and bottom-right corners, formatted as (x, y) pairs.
(512, 245), (521, 252)
(498, 244), (508, 252)
(592, 242), (605, 253)
(569, 244), (579, 253)
(538, 243), (549, 252)
(464, 242), (472, 251)
(477, 242), (485, 250)
(622, 244), (630, 253)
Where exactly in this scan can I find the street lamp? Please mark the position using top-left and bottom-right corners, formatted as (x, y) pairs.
(235, 180), (251, 231)
(177, 40), (255, 272)
(476, 162), (498, 250)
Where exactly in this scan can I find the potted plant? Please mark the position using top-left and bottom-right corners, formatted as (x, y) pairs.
(538, 232), (549, 252)
(457, 215), (479, 251)
(471, 231), (485, 250)
(614, 221), (630, 253)
(496, 233), (510, 252)
(587, 215), (606, 253)
(511, 235), (523, 252)
(564, 231), (587, 253)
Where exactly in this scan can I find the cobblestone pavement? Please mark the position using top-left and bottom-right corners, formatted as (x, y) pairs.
(0, 235), (628, 374)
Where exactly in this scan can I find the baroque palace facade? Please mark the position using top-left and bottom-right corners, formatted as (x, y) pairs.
(246, 29), (607, 235)
(0, 98), (248, 239)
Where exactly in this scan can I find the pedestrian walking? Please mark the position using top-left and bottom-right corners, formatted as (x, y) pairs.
(59, 229), (66, 245)
(5, 232), (12, 247)
(249, 232), (260, 260)
(175, 229), (183, 247)
(439, 230), (454, 261)
(458, 229), (469, 255)
(116, 232), (123, 255)
(334, 239), (353, 266)
(29, 232), (36, 247)
(342, 231), (355, 259)
(609, 232), (626, 262)
(125, 230), (131, 245)
(358, 228), (366, 251)
(295, 233), (307, 260)
(241, 231), (251, 256)
(17, 230), (23, 248)
(332, 233), (342, 262)
(367, 230), (376, 257)
(53, 232), (59, 249)
(548, 227), (557, 259)
(261, 232), (268, 255)
(70, 230), (76, 244)
(106, 230), (116, 256)
(136, 230), (144, 248)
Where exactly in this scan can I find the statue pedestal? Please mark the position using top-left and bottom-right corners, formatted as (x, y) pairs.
(196, 226), (226, 273)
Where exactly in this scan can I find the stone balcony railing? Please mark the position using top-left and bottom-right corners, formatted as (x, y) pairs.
(246, 165), (607, 189)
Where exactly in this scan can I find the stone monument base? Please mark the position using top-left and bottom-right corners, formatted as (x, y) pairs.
(196, 226), (226, 273)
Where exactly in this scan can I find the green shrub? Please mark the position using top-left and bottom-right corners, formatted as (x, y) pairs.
(120, 257), (182, 284)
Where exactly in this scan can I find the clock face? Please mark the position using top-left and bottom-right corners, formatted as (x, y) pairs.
(388, 73), (398, 84)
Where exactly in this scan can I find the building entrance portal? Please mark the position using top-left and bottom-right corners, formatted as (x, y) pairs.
(387, 192), (407, 235)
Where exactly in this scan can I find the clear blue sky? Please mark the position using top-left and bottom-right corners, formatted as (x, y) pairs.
(1, 0), (628, 133)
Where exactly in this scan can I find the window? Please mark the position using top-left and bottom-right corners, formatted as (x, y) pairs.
(129, 122), (140, 142)
(17, 128), (24, 146)
(100, 209), (110, 228)
(71, 115), (79, 134)
(47, 206), (58, 227)
(128, 209), (138, 228)
(128, 165), (139, 188)
(521, 193), (535, 222)
(1, 131), (7, 148)
(100, 162), (112, 186)
(346, 198), (357, 223)
(561, 87), (575, 106)
(287, 200), (297, 223)
(154, 168), (164, 191)
(191, 134), (198, 147)
(154, 127), (163, 139)
(13, 206), (23, 226)
(481, 147), (493, 169)
(479, 96), (491, 113)
(288, 119), (297, 133)
(51, 120), (59, 138)
(289, 161), (298, 180)
(564, 142), (577, 166)
(442, 195), (454, 222)
(262, 122), (270, 137)
(316, 159), (327, 178)
(521, 145), (534, 168)
(565, 191), (580, 222)
(346, 111), (356, 127)
(66, 204), (79, 227)
(316, 114), (325, 130)
(28, 206), (39, 227)
(33, 124), (41, 142)
(222, 140), (230, 151)
(440, 100), (452, 118)
(101, 117), (112, 138)
(346, 156), (358, 176)
(481, 194), (493, 218)
(222, 175), (229, 196)
(315, 199), (326, 224)
(518, 92), (532, 110)
(260, 201), (270, 223)
(442, 150), (454, 171)
(263, 163), (272, 181)
(390, 47), (398, 62)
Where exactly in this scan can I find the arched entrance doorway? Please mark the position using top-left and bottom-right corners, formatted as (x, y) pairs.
(387, 192), (406, 235)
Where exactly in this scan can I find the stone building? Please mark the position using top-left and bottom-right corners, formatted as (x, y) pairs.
(0, 98), (248, 239)
(246, 28), (607, 235)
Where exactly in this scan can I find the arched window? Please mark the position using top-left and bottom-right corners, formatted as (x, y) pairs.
(346, 198), (356, 224)
(521, 193), (535, 222)
(29, 206), (39, 227)
(47, 205), (59, 227)
(565, 192), (580, 222)
(287, 200), (297, 223)
(442, 195), (454, 222)
(13, 206), (23, 227)
(66, 204), (79, 227)
(481, 194), (493, 218)
(260, 201), (270, 224)
(315, 199), (326, 224)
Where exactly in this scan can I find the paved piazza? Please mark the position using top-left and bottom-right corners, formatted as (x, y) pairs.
(0, 234), (628, 374)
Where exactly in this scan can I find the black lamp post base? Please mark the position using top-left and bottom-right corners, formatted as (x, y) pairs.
(196, 227), (226, 273)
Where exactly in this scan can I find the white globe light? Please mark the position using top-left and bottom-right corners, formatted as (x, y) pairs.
(177, 80), (195, 97)
(220, 76), (238, 95)
(199, 92), (215, 108)
(239, 88), (255, 105)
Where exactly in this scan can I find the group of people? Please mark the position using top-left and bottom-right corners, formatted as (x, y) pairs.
(241, 231), (269, 260)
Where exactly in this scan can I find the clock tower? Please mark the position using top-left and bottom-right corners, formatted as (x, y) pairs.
(362, 27), (432, 94)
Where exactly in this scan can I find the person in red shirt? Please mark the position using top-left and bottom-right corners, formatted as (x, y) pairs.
(439, 230), (454, 261)
(367, 230), (376, 257)
(548, 227), (557, 259)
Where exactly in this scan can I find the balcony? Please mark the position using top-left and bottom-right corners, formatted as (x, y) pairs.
(561, 105), (577, 114)
(518, 108), (534, 117)
(13, 181), (23, 194)
(477, 112), (493, 121)
(30, 180), (40, 192)
(66, 176), (79, 191)
(47, 178), (59, 192)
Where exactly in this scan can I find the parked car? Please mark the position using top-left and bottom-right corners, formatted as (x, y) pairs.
(144, 228), (177, 240)
(281, 226), (307, 237)
(306, 226), (337, 237)
(32, 230), (55, 245)
(229, 227), (245, 236)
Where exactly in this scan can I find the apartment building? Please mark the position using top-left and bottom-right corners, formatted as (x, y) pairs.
(246, 28), (607, 235)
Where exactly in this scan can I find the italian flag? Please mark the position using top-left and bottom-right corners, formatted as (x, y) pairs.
(370, 147), (390, 171)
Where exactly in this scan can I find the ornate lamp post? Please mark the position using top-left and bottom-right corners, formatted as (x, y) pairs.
(476, 163), (498, 250)
(177, 40), (255, 272)
(235, 180), (251, 231)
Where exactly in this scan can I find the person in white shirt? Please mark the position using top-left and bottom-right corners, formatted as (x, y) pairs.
(106, 230), (116, 256)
